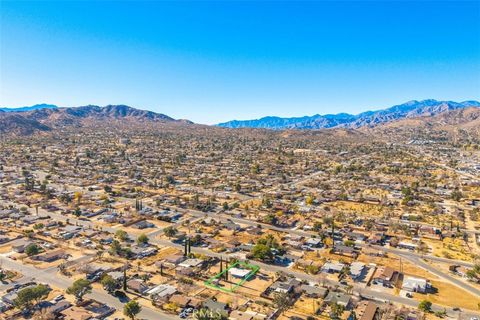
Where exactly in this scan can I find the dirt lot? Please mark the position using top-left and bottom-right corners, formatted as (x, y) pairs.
(413, 279), (480, 311)
(357, 253), (439, 280)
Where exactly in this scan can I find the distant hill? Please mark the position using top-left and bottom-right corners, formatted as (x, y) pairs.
(0, 104), (187, 136)
(0, 113), (52, 136)
(0, 103), (58, 112)
(367, 106), (480, 140)
(35, 104), (175, 122)
(217, 100), (480, 129)
(2, 100), (479, 138)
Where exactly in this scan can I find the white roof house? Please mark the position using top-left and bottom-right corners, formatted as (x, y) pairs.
(398, 241), (418, 250)
(146, 284), (177, 298)
(350, 262), (366, 279)
(229, 267), (251, 278)
(305, 238), (322, 247)
(321, 262), (345, 273)
(402, 276), (429, 293)
(178, 258), (203, 268)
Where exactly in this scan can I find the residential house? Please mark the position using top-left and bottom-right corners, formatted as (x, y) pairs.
(350, 262), (366, 280)
(324, 292), (351, 308)
(158, 254), (186, 268)
(127, 279), (149, 294)
(372, 266), (399, 287)
(32, 249), (66, 262)
(355, 301), (380, 320)
(402, 276), (429, 293)
(203, 299), (230, 317)
(147, 284), (177, 301)
(321, 261), (345, 274)
(300, 284), (328, 298)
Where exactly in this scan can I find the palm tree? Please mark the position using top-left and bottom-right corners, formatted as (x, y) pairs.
(345, 284), (354, 294)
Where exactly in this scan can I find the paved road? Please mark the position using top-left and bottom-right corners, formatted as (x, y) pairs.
(398, 254), (480, 297)
(368, 244), (475, 268)
(0, 256), (179, 320)
(177, 206), (477, 268)
(4, 182), (480, 318)
(150, 236), (480, 319)
(388, 217), (480, 236)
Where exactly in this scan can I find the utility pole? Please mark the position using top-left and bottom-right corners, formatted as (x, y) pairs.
(331, 216), (335, 250)
(225, 258), (229, 281)
(123, 268), (127, 291)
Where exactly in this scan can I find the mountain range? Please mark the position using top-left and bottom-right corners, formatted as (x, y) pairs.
(0, 104), (184, 136)
(216, 99), (480, 129)
(1, 99), (479, 137)
(0, 103), (58, 113)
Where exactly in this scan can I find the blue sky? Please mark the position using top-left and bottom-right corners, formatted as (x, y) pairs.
(1, 1), (479, 124)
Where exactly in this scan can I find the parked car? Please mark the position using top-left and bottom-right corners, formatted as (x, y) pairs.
(53, 295), (64, 302)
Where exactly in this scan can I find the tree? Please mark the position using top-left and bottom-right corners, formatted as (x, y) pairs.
(166, 175), (175, 185)
(74, 191), (83, 205)
(273, 292), (293, 315)
(330, 302), (345, 319)
(251, 243), (273, 262)
(418, 300), (432, 313)
(115, 230), (128, 242)
(466, 269), (478, 282)
(416, 241), (429, 256)
(339, 265), (351, 280)
(14, 288), (35, 312)
(123, 300), (142, 320)
(14, 284), (50, 313)
(137, 233), (149, 245)
(25, 243), (40, 256)
(451, 190), (463, 202)
(263, 213), (277, 225)
(313, 221), (322, 232)
(323, 237), (334, 248)
(109, 240), (123, 256)
(434, 309), (447, 318)
(305, 195), (314, 206)
(344, 240), (355, 247)
(59, 193), (72, 204)
(33, 223), (44, 230)
(390, 237), (399, 247)
(345, 284), (354, 294)
(31, 284), (50, 305)
(66, 278), (92, 302)
(164, 226), (178, 238)
(58, 263), (68, 275)
(305, 265), (319, 275)
(101, 274), (117, 293)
